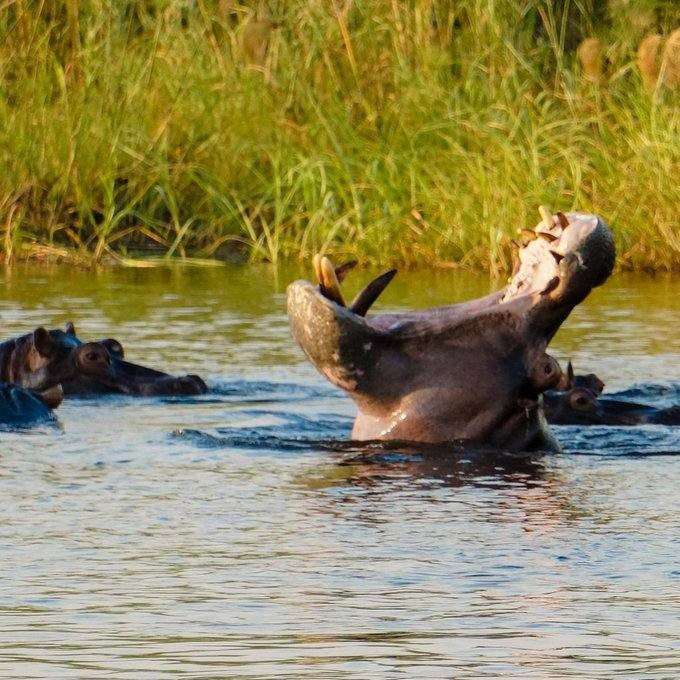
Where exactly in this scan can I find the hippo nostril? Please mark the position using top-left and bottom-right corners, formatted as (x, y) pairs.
(544, 363), (553, 375)
(86, 352), (100, 362)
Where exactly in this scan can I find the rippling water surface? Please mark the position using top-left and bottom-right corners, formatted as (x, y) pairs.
(1, 264), (679, 678)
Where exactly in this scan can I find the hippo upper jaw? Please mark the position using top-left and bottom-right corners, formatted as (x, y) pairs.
(287, 210), (615, 451)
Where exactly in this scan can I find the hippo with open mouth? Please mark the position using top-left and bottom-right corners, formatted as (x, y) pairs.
(0, 323), (207, 398)
(287, 208), (615, 452)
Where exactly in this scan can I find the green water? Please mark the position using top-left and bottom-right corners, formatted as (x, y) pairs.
(1, 264), (679, 678)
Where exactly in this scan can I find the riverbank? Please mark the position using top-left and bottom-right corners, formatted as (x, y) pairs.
(1, 2), (678, 271)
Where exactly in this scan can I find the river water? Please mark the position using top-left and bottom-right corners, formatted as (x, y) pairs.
(1, 264), (679, 678)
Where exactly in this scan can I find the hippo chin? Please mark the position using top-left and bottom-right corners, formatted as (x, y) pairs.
(287, 209), (615, 452)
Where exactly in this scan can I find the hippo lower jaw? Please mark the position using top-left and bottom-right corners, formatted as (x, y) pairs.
(287, 209), (615, 451)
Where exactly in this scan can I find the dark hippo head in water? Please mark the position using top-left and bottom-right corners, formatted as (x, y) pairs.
(545, 383), (680, 426)
(287, 209), (615, 451)
(0, 323), (206, 397)
(56, 324), (207, 397)
(0, 324), (113, 392)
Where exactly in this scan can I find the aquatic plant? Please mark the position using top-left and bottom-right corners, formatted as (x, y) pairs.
(0, 1), (678, 271)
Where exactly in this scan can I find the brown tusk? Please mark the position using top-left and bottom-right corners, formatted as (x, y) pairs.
(349, 269), (397, 316)
(334, 260), (358, 284)
(320, 256), (346, 306)
(556, 211), (569, 229)
(520, 228), (537, 242)
(538, 231), (559, 243)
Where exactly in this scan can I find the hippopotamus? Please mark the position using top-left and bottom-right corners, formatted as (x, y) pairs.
(287, 208), (615, 451)
(544, 385), (680, 426)
(0, 383), (62, 427)
(0, 323), (207, 397)
(0, 325), (114, 393)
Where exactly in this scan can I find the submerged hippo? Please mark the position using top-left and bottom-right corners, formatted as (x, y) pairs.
(0, 323), (207, 398)
(0, 383), (62, 427)
(287, 208), (615, 451)
(544, 386), (680, 426)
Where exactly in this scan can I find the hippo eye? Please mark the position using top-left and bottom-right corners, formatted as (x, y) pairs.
(570, 392), (594, 411)
(86, 351), (100, 362)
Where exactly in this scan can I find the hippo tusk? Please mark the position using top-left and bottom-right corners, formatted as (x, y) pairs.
(538, 205), (554, 229)
(538, 231), (559, 243)
(334, 259), (358, 284)
(520, 228), (538, 242)
(312, 253), (323, 285)
(348, 269), (397, 317)
(550, 249), (564, 263)
(556, 212), (570, 229)
(319, 256), (346, 306)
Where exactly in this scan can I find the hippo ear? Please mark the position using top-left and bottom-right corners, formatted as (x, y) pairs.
(32, 327), (54, 357)
(65, 322), (77, 336)
(100, 338), (124, 358)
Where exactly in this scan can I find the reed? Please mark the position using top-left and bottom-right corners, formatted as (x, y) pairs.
(0, 1), (678, 271)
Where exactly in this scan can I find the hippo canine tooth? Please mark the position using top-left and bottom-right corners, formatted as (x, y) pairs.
(319, 256), (346, 307)
(349, 269), (397, 317)
(520, 228), (538, 242)
(538, 205), (554, 229)
(538, 232), (559, 243)
(312, 253), (323, 286)
(556, 212), (569, 229)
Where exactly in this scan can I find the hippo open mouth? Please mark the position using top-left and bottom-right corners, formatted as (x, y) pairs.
(287, 208), (615, 451)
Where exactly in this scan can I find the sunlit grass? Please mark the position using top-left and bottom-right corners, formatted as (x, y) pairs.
(0, 1), (678, 271)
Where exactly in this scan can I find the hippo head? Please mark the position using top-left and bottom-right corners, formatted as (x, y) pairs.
(57, 325), (207, 397)
(287, 209), (615, 451)
(543, 386), (602, 425)
(0, 324), (114, 392)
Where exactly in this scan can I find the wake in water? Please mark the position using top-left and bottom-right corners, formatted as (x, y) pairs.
(169, 379), (680, 458)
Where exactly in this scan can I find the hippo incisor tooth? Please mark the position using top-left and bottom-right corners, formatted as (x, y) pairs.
(349, 269), (397, 317)
(541, 276), (560, 296)
(320, 256), (346, 306)
(520, 228), (538, 242)
(538, 205), (554, 229)
(312, 253), (323, 286)
(538, 231), (559, 243)
(556, 211), (570, 229)
(334, 260), (358, 284)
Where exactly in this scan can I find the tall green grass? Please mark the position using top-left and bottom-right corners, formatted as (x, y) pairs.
(0, 1), (678, 270)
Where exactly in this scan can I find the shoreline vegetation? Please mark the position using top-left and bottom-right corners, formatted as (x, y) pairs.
(1, 1), (678, 272)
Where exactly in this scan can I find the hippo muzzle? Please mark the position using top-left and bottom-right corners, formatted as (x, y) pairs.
(287, 209), (615, 451)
